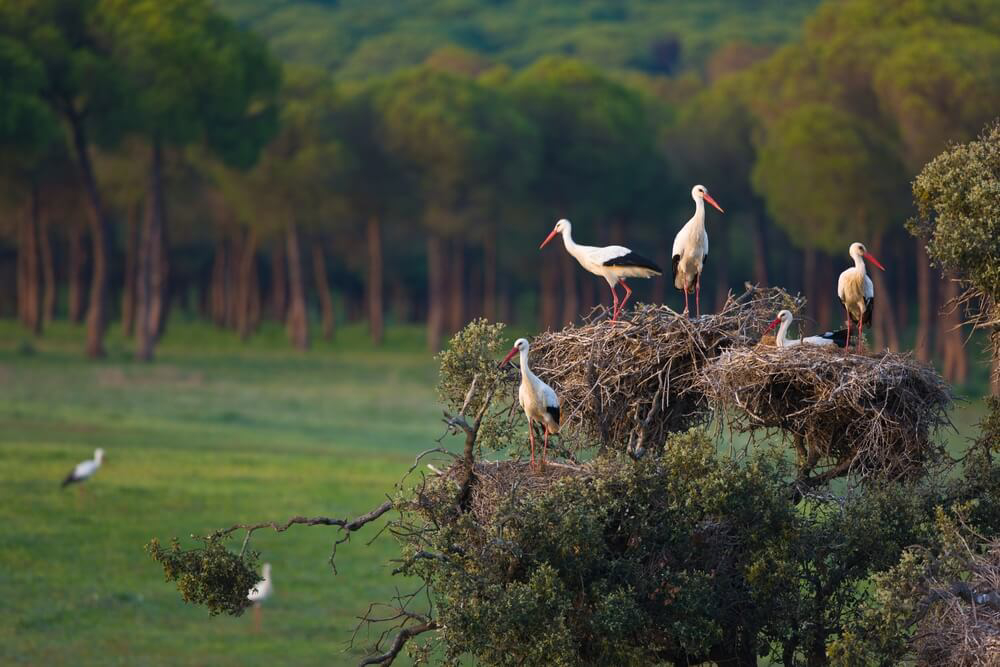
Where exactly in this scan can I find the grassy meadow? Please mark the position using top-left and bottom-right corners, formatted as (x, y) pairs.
(0, 319), (989, 666)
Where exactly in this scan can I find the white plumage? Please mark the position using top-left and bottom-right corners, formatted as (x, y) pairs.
(671, 184), (724, 316)
(540, 219), (662, 322)
(837, 242), (884, 351)
(248, 562), (273, 604)
(61, 448), (104, 488)
(766, 310), (849, 348)
(500, 338), (560, 466)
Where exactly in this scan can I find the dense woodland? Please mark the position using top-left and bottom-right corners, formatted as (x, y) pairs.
(1, 0), (999, 389)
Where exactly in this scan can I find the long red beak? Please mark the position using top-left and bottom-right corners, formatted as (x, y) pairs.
(499, 346), (518, 368)
(703, 193), (724, 213)
(766, 316), (781, 332)
(539, 228), (559, 249)
(863, 252), (885, 271)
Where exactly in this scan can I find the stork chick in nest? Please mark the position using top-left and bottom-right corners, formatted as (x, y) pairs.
(500, 338), (560, 467)
(766, 309), (849, 348)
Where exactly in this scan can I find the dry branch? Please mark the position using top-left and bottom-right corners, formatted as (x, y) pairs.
(528, 286), (802, 454)
(695, 345), (953, 482)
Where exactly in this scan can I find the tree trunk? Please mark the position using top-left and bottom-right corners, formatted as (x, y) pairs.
(37, 189), (55, 327)
(285, 222), (309, 350)
(226, 232), (241, 329)
(427, 235), (445, 351)
(367, 216), (384, 345)
(751, 208), (769, 286)
(939, 278), (967, 384)
(122, 202), (140, 337)
(915, 239), (934, 362)
(135, 138), (165, 361)
(312, 243), (335, 340)
(560, 249), (579, 326)
(448, 238), (464, 334)
(151, 211), (169, 339)
(210, 239), (227, 326)
(483, 223), (497, 321)
(237, 228), (259, 340)
(270, 243), (287, 321)
(248, 250), (261, 333)
(713, 216), (730, 313)
(69, 115), (111, 358)
(17, 195), (41, 334)
(870, 236), (900, 352)
(68, 223), (87, 323)
(540, 259), (559, 331)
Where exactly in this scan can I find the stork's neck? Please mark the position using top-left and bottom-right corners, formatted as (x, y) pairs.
(776, 317), (793, 347)
(519, 347), (532, 377)
(690, 197), (706, 230)
(853, 253), (868, 274)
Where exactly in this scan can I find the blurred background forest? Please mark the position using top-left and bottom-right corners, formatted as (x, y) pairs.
(2, 0), (999, 392)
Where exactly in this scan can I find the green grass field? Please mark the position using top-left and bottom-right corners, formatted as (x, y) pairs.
(0, 320), (989, 666)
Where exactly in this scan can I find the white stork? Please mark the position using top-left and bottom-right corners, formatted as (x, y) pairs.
(539, 218), (662, 322)
(766, 309), (849, 348)
(248, 562), (273, 632)
(837, 242), (885, 351)
(672, 184), (724, 317)
(500, 338), (560, 467)
(61, 448), (104, 488)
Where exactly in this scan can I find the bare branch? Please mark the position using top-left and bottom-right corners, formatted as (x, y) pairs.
(357, 621), (439, 667)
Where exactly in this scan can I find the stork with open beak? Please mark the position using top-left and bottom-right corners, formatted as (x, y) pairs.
(766, 309), (849, 348)
(500, 338), (560, 467)
(672, 184), (724, 317)
(837, 242), (885, 351)
(540, 219), (662, 323)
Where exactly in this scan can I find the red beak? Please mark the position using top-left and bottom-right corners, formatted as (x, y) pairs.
(766, 316), (781, 332)
(863, 252), (885, 271)
(499, 346), (518, 368)
(539, 228), (559, 249)
(703, 192), (724, 213)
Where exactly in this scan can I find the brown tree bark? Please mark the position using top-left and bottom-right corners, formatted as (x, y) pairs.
(427, 235), (445, 351)
(285, 222), (309, 350)
(151, 213), (170, 339)
(447, 238), (464, 334)
(68, 223), (87, 323)
(37, 191), (55, 328)
(248, 250), (261, 333)
(237, 228), (259, 340)
(939, 278), (968, 384)
(483, 223), (497, 321)
(367, 216), (384, 345)
(135, 139), (165, 361)
(17, 195), (41, 334)
(69, 114), (112, 358)
(210, 238), (227, 326)
(270, 243), (287, 321)
(560, 249), (579, 326)
(915, 239), (934, 362)
(312, 243), (335, 340)
(121, 202), (140, 337)
(226, 231), (242, 329)
(870, 236), (900, 352)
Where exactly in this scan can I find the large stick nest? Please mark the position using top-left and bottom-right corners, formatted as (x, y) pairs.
(528, 286), (802, 454)
(695, 345), (953, 482)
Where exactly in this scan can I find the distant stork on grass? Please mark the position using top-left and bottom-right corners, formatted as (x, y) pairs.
(500, 338), (560, 467)
(766, 310), (849, 348)
(837, 242), (885, 351)
(672, 185), (724, 317)
(61, 448), (104, 489)
(539, 219), (662, 323)
(248, 562), (273, 633)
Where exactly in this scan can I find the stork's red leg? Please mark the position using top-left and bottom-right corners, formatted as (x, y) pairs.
(695, 272), (702, 317)
(528, 420), (536, 466)
(618, 280), (633, 318)
(844, 308), (851, 350)
(542, 431), (549, 466)
(609, 283), (620, 322)
(857, 319), (864, 352)
(683, 283), (690, 315)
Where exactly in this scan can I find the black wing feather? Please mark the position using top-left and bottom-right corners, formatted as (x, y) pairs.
(61, 470), (79, 488)
(671, 254), (680, 282)
(603, 251), (662, 274)
(863, 297), (874, 326)
(546, 405), (561, 425)
(822, 329), (850, 348)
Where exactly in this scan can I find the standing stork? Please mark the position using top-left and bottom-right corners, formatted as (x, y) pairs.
(672, 184), (724, 316)
(837, 242), (885, 351)
(500, 338), (560, 467)
(248, 562), (273, 633)
(539, 219), (661, 322)
(766, 309), (849, 348)
(61, 448), (104, 489)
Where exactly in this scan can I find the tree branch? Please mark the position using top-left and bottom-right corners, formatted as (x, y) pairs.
(358, 620), (440, 667)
